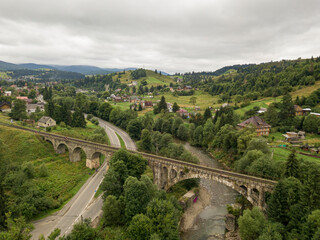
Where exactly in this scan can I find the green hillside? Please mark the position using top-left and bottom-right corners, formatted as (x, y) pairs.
(0, 125), (93, 220)
(183, 57), (320, 98)
(114, 69), (174, 87)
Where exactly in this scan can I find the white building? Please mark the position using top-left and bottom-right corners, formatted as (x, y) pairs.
(4, 91), (12, 96)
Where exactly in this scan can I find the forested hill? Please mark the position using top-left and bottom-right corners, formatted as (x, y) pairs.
(183, 57), (320, 97)
(8, 69), (85, 81)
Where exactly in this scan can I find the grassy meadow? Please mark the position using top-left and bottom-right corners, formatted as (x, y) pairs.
(0, 125), (94, 218)
(272, 147), (320, 164)
(114, 69), (175, 87)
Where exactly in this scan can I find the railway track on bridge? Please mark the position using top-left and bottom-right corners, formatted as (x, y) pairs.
(0, 122), (277, 187)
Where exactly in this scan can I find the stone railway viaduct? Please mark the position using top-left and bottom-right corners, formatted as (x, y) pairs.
(2, 123), (277, 209)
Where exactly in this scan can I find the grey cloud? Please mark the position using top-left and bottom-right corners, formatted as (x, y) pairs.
(0, 0), (320, 73)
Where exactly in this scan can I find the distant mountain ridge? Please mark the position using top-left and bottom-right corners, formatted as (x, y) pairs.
(0, 60), (138, 75)
(0, 60), (172, 75)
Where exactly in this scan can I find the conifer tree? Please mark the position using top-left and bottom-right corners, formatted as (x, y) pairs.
(284, 150), (300, 178)
(158, 96), (167, 112)
(203, 107), (212, 121)
(172, 102), (180, 112)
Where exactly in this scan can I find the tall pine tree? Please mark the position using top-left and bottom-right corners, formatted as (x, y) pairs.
(279, 94), (295, 125)
(284, 150), (300, 178)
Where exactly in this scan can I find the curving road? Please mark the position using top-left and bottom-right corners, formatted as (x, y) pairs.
(31, 119), (136, 239)
(96, 117), (136, 151)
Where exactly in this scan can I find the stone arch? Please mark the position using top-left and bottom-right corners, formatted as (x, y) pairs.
(56, 143), (69, 154)
(239, 185), (248, 196)
(165, 172), (257, 207)
(251, 188), (260, 203)
(70, 147), (85, 162)
(43, 138), (54, 147)
(170, 168), (177, 179)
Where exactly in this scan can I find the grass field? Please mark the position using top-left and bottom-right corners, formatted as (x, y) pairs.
(0, 125), (94, 219)
(51, 121), (110, 144)
(153, 91), (220, 112)
(235, 97), (280, 116)
(290, 80), (320, 98)
(111, 101), (131, 111)
(272, 147), (320, 164)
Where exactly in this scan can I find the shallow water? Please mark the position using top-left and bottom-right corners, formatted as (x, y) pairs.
(181, 144), (239, 240)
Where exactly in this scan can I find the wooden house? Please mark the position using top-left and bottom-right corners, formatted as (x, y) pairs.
(237, 116), (271, 136)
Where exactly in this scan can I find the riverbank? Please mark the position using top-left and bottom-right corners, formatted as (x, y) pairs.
(179, 187), (211, 232)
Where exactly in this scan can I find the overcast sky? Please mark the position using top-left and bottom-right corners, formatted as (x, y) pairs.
(0, 0), (319, 73)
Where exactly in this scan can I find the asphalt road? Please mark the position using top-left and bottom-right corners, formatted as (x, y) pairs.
(97, 118), (121, 147)
(31, 160), (108, 239)
(31, 119), (136, 239)
(97, 117), (137, 151)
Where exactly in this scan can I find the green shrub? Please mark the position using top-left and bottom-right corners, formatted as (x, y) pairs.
(39, 164), (49, 177)
(87, 114), (93, 120)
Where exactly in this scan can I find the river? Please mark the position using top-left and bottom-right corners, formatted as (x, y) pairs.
(181, 143), (239, 240)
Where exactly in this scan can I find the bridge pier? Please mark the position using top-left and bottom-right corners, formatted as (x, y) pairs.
(86, 157), (100, 169)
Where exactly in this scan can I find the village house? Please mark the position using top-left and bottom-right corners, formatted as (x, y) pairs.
(282, 131), (305, 143)
(144, 101), (153, 108)
(294, 105), (303, 116)
(302, 108), (311, 115)
(184, 85), (192, 90)
(176, 78), (183, 83)
(16, 96), (32, 104)
(0, 102), (11, 112)
(195, 106), (201, 111)
(4, 91), (11, 96)
(257, 107), (267, 114)
(38, 116), (56, 128)
(130, 96), (140, 103)
(36, 94), (45, 103)
(237, 116), (271, 136)
(113, 96), (122, 102)
(176, 109), (190, 118)
(310, 112), (320, 117)
(26, 103), (45, 113)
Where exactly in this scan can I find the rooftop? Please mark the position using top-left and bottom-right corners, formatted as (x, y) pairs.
(237, 116), (271, 128)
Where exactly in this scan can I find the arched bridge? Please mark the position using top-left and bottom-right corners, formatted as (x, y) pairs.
(1, 123), (277, 209)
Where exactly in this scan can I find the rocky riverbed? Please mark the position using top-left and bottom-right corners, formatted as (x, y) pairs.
(180, 144), (239, 240)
